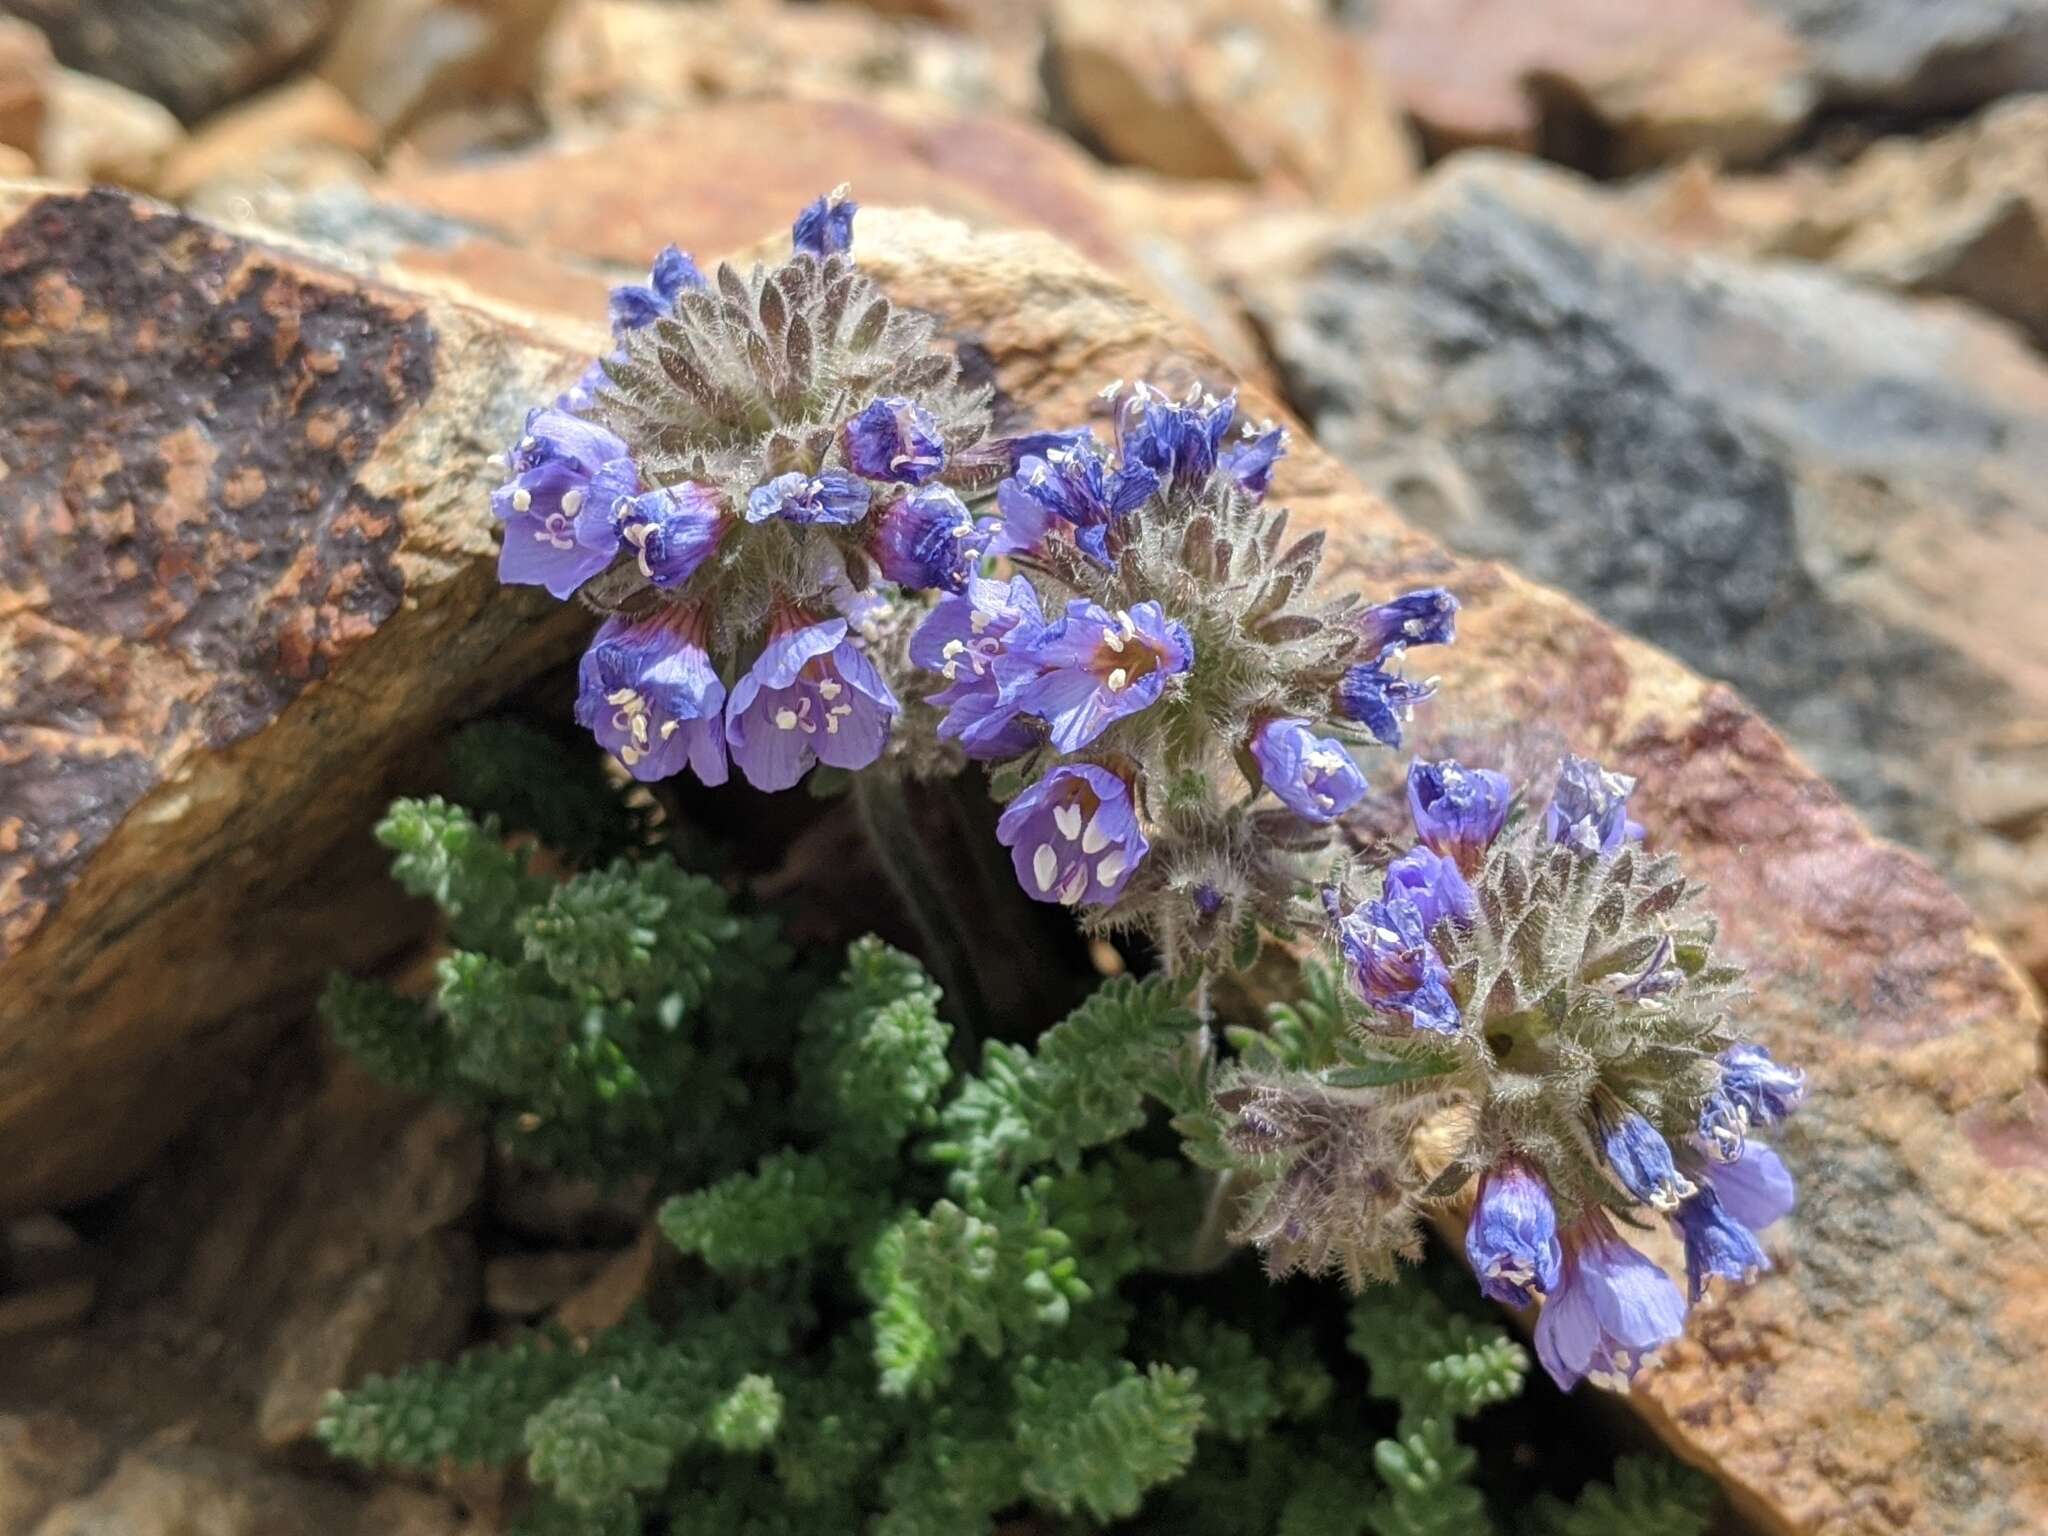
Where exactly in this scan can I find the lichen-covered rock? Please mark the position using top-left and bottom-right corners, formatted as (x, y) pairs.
(0, 0), (344, 124)
(1242, 153), (2048, 1004)
(0, 185), (589, 1213)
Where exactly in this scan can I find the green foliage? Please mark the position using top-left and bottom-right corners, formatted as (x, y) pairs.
(445, 719), (644, 865)
(321, 762), (1723, 1535)
(1531, 1456), (1717, 1536)
(1014, 1357), (1204, 1520)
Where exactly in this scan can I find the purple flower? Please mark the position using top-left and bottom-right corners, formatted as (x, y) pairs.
(1357, 587), (1459, 656)
(1716, 1042), (1805, 1129)
(1697, 1141), (1795, 1230)
(1335, 658), (1436, 748)
(1466, 1157), (1563, 1307)
(995, 437), (1158, 563)
(1406, 759), (1512, 872)
(792, 187), (856, 258)
(1598, 1108), (1695, 1212)
(745, 470), (872, 527)
(992, 426), (1093, 467)
(870, 485), (986, 593)
(1220, 424), (1288, 500)
(1251, 718), (1367, 823)
(1545, 755), (1644, 858)
(1612, 935), (1681, 1000)
(1113, 382), (1235, 489)
(996, 764), (1149, 907)
(724, 617), (900, 790)
(616, 483), (725, 589)
(1382, 845), (1474, 932)
(911, 575), (1047, 761)
(1670, 1187), (1769, 1304)
(491, 409), (638, 600)
(1001, 600), (1193, 754)
(573, 609), (727, 786)
(1534, 1214), (1688, 1392)
(843, 397), (946, 485)
(1331, 891), (1462, 1035)
(609, 244), (705, 333)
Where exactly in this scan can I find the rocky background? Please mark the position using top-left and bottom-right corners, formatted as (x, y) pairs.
(1, 2), (2045, 1534)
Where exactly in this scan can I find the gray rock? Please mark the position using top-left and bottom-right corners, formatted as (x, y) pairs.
(1245, 153), (2048, 985)
(1758, 0), (2048, 112)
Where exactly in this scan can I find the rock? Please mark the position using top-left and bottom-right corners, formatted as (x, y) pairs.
(0, 16), (48, 159)
(0, 1412), (106, 1533)
(364, 95), (1276, 379)
(552, 1224), (658, 1338)
(156, 76), (379, 204)
(0, 0), (344, 124)
(1758, 0), (2048, 114)
(483, 1249), (614, 1318)
(490, 1158), (650, 1246)
(27, 1442), (469, 1536)
(35, 67), (183, 188)
(0, 143), (26, 175)
(1045, 0), (1416, 204)
(0, 185), (592, 1214)
(1364, 0), (1816, 170)
(318, 0), (566, 137)
(1638, 95), (2048, 347)
(93, 1039), (486, 1449)
(1243, 151), (2048, 991)
(539, 0), (1044, 131)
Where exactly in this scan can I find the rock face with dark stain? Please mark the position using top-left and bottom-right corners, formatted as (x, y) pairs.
(1242, 154), (2048, 997)
(0, 186), (588, 1212)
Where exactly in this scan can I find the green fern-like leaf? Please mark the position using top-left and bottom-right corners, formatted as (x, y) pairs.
(797, 937), (951, 1155)
(1013, 1357), (1204, 1521)
(1348, 1277), (1527, 1422)
(1367, 1413), (1492, 1536)
(317, 1330), (585, 1469)
(318, 974), (455, 1098)
(376, 796), (548, 958)
(659, 1149), (875, 1273)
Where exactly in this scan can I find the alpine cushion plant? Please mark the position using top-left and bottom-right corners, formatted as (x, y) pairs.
(460, 186), (1806, 1459)
(1215, 753), (1806, 1392)
(317, 724), (1721, 1534)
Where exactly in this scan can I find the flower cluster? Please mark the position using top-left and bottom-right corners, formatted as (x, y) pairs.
(1223, 754), (1803, 1392)
(487, 188), (1006, 790)
(906, 380), (1457, 971)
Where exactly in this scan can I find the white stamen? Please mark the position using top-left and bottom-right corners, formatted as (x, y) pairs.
(561, 488), (585, 516)
(660, 721), (679, 739)
(825, 703), (852, 735)
(775, 708), (800, 731)
(511, 488), (532, 513)
(1116, 610), (1137, 638)
(969, 610), (993, 635)
(818, 680), (843, 700)
(1100, 627), (1126, 653)
(620, 744), (642, 766)
(486, 452), (509, 472)
(1095, 851), (1127, 886)
(1053, 805), (1083, 841)
(1059, 866), (1089, 905)
(1081, 815), (1110, 855)
(1033, 844), (1059, 894)
(1106, 668), (1128, 691)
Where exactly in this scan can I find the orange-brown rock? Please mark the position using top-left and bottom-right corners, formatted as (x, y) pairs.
(1366, 0), (1815, 170)
(157, 77), (380, 204)
(0, 184), (592, 1213)
(539, 0), (1045, 130)
(1045, 0), (1416, 205)
(1639, 94), (2048, 346)
(2, 183), (2044, 1534)
(317, 0), (565, 137)
(35, 66), (183, 188)
(0, 16), (48, 160)
(371, 95), (1275, 379)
